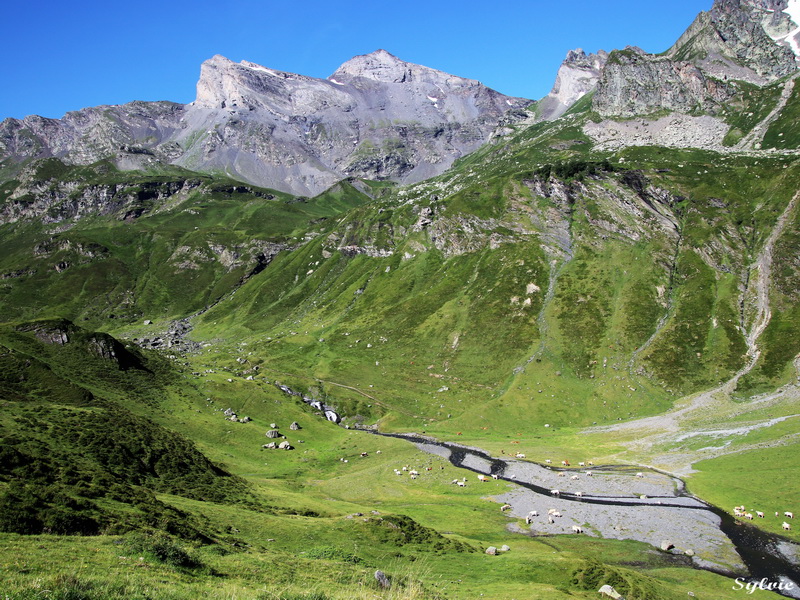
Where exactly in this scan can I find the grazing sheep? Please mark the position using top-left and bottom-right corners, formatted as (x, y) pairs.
(552, 511), (562, 517)
(585, 470), (593, 477)
(756, 511), (764, 518)
(562, 460), (570, 466)
(409, 470), (419, 476)
(575, 491), (584, 497)
(456, 480), (466, 487)
(515, 452), (526, 459)
(548, 516), (554, 524)
(785, 512), (794, 519)
(588, 461), (594, 466)
(545, 459), (552, 464)
(636, 472), (644, 478)
(571, 475), (580, 480)
(551, 489), (560, 496)
(478, 474), (489, 482)
(745, 513), (754, 520)
(558, 472), (566, 478)
(784, 522), (791, 531)
(500, 504), (512, 512)
(578, 462), (585, 467)
(571, 525), (583, 534)
(492, 474), (499, 480)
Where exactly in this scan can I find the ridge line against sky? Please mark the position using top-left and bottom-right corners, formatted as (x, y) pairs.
(1, 0), (710, 121)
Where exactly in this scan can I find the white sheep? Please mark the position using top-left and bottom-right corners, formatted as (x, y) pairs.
(784, 522), (792, 531)
(551, 489), (560, 496)
(571, 525), (583, 533)
(636, 472), (644, 478)
(785, 512), (794, 519)
(477, 474), (488, 482)
(756, 511), (764, 518)
(500, 504), (512, 512)
(492, 474), (499, 480)
(456, 480), (466, 487)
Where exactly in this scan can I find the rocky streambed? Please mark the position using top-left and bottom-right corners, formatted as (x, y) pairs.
(377, 433), (800, 598)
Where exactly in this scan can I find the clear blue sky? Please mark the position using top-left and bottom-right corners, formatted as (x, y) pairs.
(1, 0), (711, 121)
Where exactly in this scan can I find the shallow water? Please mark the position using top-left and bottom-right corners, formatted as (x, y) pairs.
(375, 431), (800, 599)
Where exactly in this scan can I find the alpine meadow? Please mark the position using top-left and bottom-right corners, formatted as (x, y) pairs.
(2, 1), (800, 599)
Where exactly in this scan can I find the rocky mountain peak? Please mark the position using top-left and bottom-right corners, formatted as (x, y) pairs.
(536, 48), (608, 121)
(667, 0), (798, 83)
(329, 49), (472, 86)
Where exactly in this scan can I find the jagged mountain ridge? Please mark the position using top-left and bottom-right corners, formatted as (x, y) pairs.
(0, 50), (531, 196)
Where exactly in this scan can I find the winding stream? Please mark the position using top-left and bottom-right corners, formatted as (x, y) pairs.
(374, 431), (800, 598)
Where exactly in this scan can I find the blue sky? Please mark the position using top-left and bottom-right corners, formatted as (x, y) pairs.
(1, 0), (711, 121)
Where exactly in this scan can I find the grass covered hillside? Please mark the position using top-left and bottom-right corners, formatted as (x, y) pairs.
(1, 100), (799, 599)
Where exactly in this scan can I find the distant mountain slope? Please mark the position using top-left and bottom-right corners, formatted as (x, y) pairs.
(0, 51), (531, 196)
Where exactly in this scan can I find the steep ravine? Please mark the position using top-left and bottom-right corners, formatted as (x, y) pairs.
(585, 190), (800, 474)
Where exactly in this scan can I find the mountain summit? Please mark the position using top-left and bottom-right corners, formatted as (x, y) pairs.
(0, 51), (531, 196)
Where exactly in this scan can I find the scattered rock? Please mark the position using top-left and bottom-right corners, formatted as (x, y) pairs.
(289, 421), (301, 430)
(374, 570), (391, 589)
(485, 546), (498, 555)
(500, 545), (510, 552)
(660, 540), (674, 551)
(266, 429), (281, 438)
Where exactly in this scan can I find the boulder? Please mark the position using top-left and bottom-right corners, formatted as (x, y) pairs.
(485, 546), (497, 555)
(266, 429), (281, 438)
(500, 545), (510, 552)
(374, 570), (391, 589)
(660, 540), (674, 551)
(278, 440), (293, 450)
(290, 421), (301, 430)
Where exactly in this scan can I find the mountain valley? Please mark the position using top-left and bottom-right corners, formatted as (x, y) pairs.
(2, 1), (800, 599)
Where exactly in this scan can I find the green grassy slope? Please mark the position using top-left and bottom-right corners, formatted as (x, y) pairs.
(1, 105), (799, 599)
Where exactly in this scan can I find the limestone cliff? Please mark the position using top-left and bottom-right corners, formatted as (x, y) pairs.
(0, 51), (531, 196)
(536, 49), (608, 121)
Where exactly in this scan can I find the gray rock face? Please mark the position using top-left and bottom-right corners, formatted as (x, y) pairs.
(537, 49), (608, 121)
(0, 51), (531, 196)
(668, 0), (798, 83)
(593, 46), (735, 117)
(592, 0), (798, 118)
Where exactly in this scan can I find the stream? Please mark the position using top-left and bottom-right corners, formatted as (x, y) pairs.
(373, 431), (800, 598)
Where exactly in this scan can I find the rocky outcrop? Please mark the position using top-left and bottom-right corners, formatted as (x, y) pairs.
(593, 47), (734, 117)
(537, 49), (608, 121)
(668, 0), (799, 84)
(591, 0), (798, 118)
(0, 51), (531, 197)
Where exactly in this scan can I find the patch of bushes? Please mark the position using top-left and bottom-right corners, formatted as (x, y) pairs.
(124, 532), (205, 570)
(572, 559), (665, 600)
